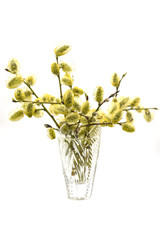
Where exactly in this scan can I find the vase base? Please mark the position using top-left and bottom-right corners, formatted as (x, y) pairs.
(68, 197), (90, 200)
(65, 178), (94, 200)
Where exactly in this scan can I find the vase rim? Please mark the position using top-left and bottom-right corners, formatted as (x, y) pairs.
(57, 124), (101, 141)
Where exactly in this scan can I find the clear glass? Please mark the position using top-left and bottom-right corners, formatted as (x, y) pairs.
(58, 125), (101, 200)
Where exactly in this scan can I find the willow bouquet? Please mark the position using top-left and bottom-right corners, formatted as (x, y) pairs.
(5, 44), (159, 199)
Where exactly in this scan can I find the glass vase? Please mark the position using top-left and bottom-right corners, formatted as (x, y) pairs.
(58, 125), (101, 200)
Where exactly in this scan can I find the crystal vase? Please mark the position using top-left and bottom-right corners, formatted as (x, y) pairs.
(58, 125), (101, 200)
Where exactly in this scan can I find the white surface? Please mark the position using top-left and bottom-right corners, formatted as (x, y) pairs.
(0, 0), (160, 239)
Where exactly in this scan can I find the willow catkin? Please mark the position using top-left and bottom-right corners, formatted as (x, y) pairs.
(96, 110), (106, 120)
(35, 97), (43, 106)
(42, 94), (50, 102)
(103, 115), (114, 127)
(110, 73), (120, 87)
(72, 87), (84, 96)
(94, 86), (104, 103)
(47, 128), (56, 140)
(111, 110), (123, 124)
(81, 101), (90, 115)
(48, 95), (56, 103)
(23, 88), (32, 100)
(7, 58), (20, 74)
(14, 88), (25, 101)
(60, 62), (72, 72)
(66, 112), (80, 124)
(6, 75), (23, 89)
(33, 109), (44, 118)
(60, 124), (70, 135)
(71, 99), (81, 112)
(61, 74), (73, 87)
(109, 102), (119, 115)
(130, 97), (140, 108)
(63, 89), (74, 108)
(126, 111), (133, 122)
(143, 109), (154, 122)
(22, 102), (35, 118)
(49, 104), (67, 115)
(119, 97), (130, 109)
(54, 44), (71, 56)
(9, 109), (24, 121)
(51, 62), (59, 76)
(25, 75), (36, 86)
(122, 123), (135, 132)
(80, 115), (88, 125)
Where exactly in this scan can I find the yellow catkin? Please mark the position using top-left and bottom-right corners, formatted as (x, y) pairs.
(111, 110), (123, 124)
(7, 58), (20, 74)
(111, 73), (120, 87)
(9, 109), (24, 121)
(112, 97), (118, 103)
(6, 75), (23, 89)
(35, 97), (42, 106)
(71, 99), (81, 112)
(103, 115), (114, 127)
(81, 101), (90, 115)
(25, 75), (36, 86)
(119, 97), (130, 109)
(135, 105), (143, 113)
(72, 87), (84, 96)
(47, 128), (56, 140)
(130, 97), (140, 108)
(96, 110), (106, 120)
(80, 116), (88, 125)
(14, 88), (25, 101)
(94, 86), (104, 103)
(126, 111), (133, 122)
(108, 102), (119, 115)
(48, 95), (56, 103)
(54, 44), (71, 56)
(66, 112), (80, 124)
(122, 123), (135, 133)
(42, 94), (50, 102)
(60, 62), (72, 72)
(61, 74), (73, 87)
(143, 109), (154, 122)
(33, 109), (44, 118)
(23, 88), (32, 100)
(22, 102), (35, 118)
(60, 124), (70, 135)
(49, 104), (67, 115)
(55, 98), (61, 103)
(51, 62), (59, 76)
(63, 89), (74, 108)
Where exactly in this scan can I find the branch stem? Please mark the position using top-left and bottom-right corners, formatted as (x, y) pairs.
(12, 99), (61, 105)
(123, 107), (159, 111)
(56, 56), (63, 101)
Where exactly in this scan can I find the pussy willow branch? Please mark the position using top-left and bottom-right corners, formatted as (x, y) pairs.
(12, 99), (61, 105)
(56, 56), (63, 101)
(123, 107), (159, 111)
(115, 72), (127, 97)
(23, 81), (60, 129)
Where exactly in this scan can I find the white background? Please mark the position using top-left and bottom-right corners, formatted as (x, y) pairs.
(0, 0), (160, 239)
